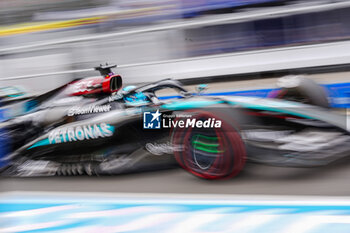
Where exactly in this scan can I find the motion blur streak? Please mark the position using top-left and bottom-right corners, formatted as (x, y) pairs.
(0, 1), (350, 233)
(2, 192), (350, 232)
(1, 0), (350, 91)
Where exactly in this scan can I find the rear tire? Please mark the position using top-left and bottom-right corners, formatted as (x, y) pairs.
(271, 75), (330, 108)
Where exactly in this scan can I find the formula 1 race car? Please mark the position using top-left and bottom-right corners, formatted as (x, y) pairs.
(0, 64), (349, 179)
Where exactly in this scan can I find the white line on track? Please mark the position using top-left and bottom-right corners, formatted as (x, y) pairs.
(2, 191), (350, 206)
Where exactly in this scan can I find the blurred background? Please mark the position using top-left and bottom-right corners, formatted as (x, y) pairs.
(1, 2), (350, 232)
(0, 0), (350, 93)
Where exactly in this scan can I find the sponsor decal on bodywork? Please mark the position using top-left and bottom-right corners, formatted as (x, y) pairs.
(53, 96), (83, 105)
(67, 104), (111, 116)
(242, 129), (294, 142)
(145, 142), (182, 155)
(28, 123), (114, 149)
(108, 92), (123, 102)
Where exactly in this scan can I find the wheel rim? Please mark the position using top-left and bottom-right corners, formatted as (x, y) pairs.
(191, 133), (224, 170)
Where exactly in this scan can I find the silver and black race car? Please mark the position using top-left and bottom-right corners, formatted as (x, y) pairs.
(0, 64), (349, 179)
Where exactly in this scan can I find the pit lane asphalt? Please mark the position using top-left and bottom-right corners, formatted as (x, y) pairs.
(1, 72), (349, 195)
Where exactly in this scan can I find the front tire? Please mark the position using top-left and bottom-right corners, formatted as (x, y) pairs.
(172, 109), (246, 179)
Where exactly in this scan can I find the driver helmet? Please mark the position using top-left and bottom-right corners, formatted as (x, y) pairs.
(123, 86), (149, 104)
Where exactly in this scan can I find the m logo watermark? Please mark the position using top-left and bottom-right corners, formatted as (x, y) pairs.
(143, 110), (161, 129)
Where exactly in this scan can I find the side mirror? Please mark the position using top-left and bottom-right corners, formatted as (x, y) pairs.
(196, 84), (208, 95)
